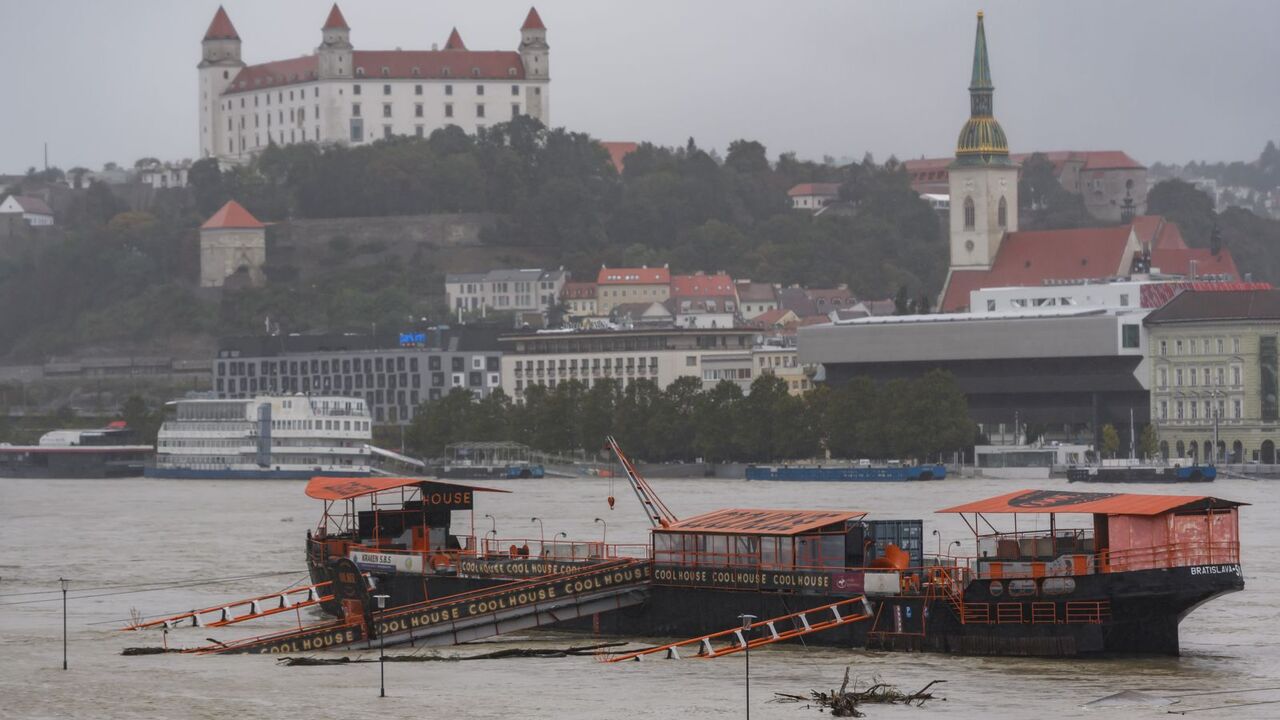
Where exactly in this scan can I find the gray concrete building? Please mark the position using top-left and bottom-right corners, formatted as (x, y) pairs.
(213, 329), (502, 425)
(799, 307), (1151, 445)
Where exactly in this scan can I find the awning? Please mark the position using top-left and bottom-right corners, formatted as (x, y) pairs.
(305, 476), (509, 501)
(936, 489), (1246, 516)
(662, 508), (866, 536)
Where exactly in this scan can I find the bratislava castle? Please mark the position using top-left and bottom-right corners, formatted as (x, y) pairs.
(198, 4), (550, 162)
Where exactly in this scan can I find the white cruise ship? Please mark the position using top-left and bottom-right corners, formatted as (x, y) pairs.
(147, 395), (372, 479)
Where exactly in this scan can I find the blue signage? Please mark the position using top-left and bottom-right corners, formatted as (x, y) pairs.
(399, 332), (426, 347)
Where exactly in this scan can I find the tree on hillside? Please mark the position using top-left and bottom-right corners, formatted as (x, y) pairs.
(1147, 179), (1216, 246)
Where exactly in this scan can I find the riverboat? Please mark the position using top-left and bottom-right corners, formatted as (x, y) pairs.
(1068, 463), (1215, 483)
(746, 463), (946, 481)
(146, 395), (372, 479)
(0, 422), (151, 478)
(267, 479), (1242, 658)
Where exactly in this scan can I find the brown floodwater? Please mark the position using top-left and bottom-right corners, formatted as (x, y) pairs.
(2, 475), (1277, 718)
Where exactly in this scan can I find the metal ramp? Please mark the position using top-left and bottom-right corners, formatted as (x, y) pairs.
(604, 596), (872, 662)
(123, 579), (343, 631)
(196, 559), (652, 655)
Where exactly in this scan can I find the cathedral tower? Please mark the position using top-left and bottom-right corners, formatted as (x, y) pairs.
(198, 6), (245, 158)
(948, 12), (1018, 269)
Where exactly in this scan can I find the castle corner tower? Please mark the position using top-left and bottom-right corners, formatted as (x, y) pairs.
(948, 11), (1018, 270)
(199, 6), (246, 159)
(317, 3), (353, 80)
(519, 7), (550, 123)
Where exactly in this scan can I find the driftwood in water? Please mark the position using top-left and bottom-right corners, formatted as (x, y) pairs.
(121, 647), (181, 655)
(276, 642), (628, 666)
(773, 667), (945, 717)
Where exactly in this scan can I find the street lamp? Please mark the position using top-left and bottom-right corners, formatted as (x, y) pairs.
(594, 517), (607, 545)
(373, 594), (389, 698)
(738, 613), (757, 720)
(949, 541), (962, 557)
(931, 529), (941, 556)
(60, 578), (69, 670)
(530, 517), (545, 552)
(484, 513), (497, 545)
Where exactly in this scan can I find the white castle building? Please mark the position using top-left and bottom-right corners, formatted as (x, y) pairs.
(198, 4), (550, 162)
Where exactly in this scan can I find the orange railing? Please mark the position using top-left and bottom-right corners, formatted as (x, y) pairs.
(1099, 542), (1240, 573)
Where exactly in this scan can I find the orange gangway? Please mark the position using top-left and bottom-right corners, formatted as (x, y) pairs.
(604, 595), (872, 662)
(122, 578), (351, 631)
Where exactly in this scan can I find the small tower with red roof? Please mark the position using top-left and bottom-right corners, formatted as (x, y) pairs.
(317, 3), (353, 80)
(518, 7), (550, 121)
(200, 200), (266, 288)
(198, 6), (246, 159)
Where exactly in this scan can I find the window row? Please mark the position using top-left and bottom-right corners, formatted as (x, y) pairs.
(1157, 337), (1242, 356)
(1158, 398), (1242, 421)
(1156, 365), (1242, 389)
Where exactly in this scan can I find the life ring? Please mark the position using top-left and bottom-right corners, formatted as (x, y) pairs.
(429, 553), (451, 571)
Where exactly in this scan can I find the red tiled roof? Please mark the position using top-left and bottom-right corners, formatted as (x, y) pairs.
(522, 7), (546, 31)
(226, 55), (319, 93)
(788, 182), (841, 198)
(597, 267), (670, 285)
(444, 27), (467, 51)
(940, 225), (1136, 312)
(225, 49), (526, 94)
(560, 282), (597, 299)
(671, 273), (735, 298)
(8, 195), (53, 216)
(753, 309), (797, 327)
(600, 142), (638, 173)
(322, 4), (349, 30)
(1130, 215), (1187, 250)
(204, 6), (239, 41)
(1078, 151), (1144, 171)
(1139, 282), (1272, 309)
(201, 200), (264, 230)
(1151, 247), (1240, 280)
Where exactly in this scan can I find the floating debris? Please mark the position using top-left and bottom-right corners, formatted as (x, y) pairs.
(1083, 690), (1178, 708)
(121, 647), (180, 655)
(773, 667), (945, 717)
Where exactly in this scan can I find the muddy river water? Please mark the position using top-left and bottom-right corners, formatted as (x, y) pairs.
(2, 475), (1277, 718)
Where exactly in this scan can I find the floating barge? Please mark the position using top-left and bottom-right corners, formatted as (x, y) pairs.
(746, 463), (947, 481)
(1068, 463), (1216, 483)
(0, 423), (151, 478)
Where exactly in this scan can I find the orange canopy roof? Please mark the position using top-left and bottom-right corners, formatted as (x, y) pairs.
(662, 508), (865, 536)
(305, 476), (508, 501)
(936, 489), (1245, 516)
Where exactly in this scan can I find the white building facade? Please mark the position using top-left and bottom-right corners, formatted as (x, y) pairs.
(199, 5), (550, 163)
(445, 268), (567, 316)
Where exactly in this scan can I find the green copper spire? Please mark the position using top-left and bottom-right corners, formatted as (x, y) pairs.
(955, 10), (1010, 166)
(970, 11), (992, 90)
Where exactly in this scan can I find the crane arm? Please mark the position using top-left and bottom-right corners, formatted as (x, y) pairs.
(605, 435), (678, 528)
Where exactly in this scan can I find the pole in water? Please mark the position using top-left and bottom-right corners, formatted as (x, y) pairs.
(738, 614), (756, 719)
(374, 594), (389, 698)
(60, 577), (70, 670)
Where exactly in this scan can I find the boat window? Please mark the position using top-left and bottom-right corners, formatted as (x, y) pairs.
(731, 536), (759, 566)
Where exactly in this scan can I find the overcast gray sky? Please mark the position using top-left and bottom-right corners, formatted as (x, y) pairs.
(2, 0), (1276, 173)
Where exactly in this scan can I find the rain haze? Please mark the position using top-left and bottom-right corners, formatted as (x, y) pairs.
(2, 0), (1277, 172)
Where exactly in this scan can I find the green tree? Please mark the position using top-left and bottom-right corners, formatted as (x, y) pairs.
(1100, 424), (1120, 459)
(1147, 179), (1217, 246)
(1138, 424), (1159, 460)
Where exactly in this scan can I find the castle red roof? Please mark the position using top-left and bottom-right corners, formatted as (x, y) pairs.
(322, 4), (349, 30)
(940, 225), (1137, 312)
(671, 273), (735, 298)
(1130, 215), (1187, 250)
(600, 142), (638, 173)
(225, 50), (525, 94)
(522, 7), (546, 31)
(598, 267), (670, 285)
(444, 28), (467, 51)
(202, 200), (264, 230)
(204, 6), (239, 41)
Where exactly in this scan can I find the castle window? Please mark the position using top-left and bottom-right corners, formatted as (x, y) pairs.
(512, 84), (519, 96)
(472, 67), (481, 77)
(445, 84), (453, 96)
(382, 103), (392, 118)
(964, 197), (975, 229)
(508, 68), (517, 77)
(415, 84), (423, 96)
(383, 84), (391, 95)
(356, 67), (365, 77)
(445, 103), (453, 118)
(511, 103), (520, 119)
(998, 196), (1008, 228)
(415, 103), (423, 118)
(314, 87), (319, 98)
(412, 68), (421, 78)
(353, 84), (361, 95)
(223, 70), (228, 80)
(381, 67), (390, 78)
(476, 104), (485, 118)
(476, 85), (485, 96)
(383, 125), (392, 139)
(352, 103), (361, 117)
(442, 67), (451, 77)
